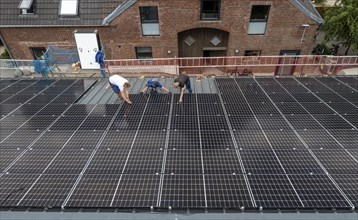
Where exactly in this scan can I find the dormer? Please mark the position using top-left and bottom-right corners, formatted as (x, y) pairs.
(19, 0), (35, 15)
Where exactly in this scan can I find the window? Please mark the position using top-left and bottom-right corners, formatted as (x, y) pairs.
(244, 50), (261, 56)
(19, 0), (35, 14)
(30, 47), (46, 60)
(201, 0), (220, 20)
(59, 0), (79, 16)
(136, 47), (153, 59)
(248, 5), (270, 35)
(140, 6), (160, 36)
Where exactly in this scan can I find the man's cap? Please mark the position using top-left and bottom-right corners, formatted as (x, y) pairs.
(112, 85), (120, 94)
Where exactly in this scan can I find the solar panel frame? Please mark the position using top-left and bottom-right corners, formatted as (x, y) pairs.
(111, 174), (160, 208)
(165, 150), (203, 174)
(332, 174), (358, 207)
(240, 149), (285, 174)
(160, 174), (206, 208)
(123, 149), (164, 174)
(0, 174), (40, 206)
(17, 174), (79, 207)
(288, 174), (351, 208)
(65, 174), (120, 207)
(247, 174), (303, 208)
(202, 150), (242, 174)
(205, 174), (253, 208)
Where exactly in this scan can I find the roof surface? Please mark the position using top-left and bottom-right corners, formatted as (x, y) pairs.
(0, 0), (124, 27)
(77, 77), (218, 104)
(289, 0), (324, 23)
(0, 0), (323, 27)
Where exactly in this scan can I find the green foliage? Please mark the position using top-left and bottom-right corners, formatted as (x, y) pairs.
(313, 0), (327, 6)
(0, 49), (10, 59)
(312, 43), (333, 55)
(322, 0), (358, 54)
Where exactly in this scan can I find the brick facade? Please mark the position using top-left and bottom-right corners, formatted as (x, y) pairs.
(0, 0), (319, 60)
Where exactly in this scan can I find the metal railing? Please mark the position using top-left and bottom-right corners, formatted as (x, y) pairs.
(1, 55), (357, 78)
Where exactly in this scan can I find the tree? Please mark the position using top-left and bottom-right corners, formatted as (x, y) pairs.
(322, 0), (358, 55)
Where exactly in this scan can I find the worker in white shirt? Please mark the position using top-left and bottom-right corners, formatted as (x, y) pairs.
(109, 74), (132, 104)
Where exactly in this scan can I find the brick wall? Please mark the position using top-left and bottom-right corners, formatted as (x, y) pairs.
(0, 0), (319, 60)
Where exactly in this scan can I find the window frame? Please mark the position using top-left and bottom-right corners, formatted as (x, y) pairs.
(200, 0), (221, 21)
(135, 47), (153, 60)
(244, 50), (262, 57)
(30, 47), (47, 60)
(19, 0), (35, 14)
(140, 6), (160, 36)
(248, 5), (270, 35)
(59, 0), (79, 17)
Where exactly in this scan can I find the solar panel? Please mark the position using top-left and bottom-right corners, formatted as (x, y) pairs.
(327, 130), (358, 149)
(314, 114), (354, 129)
(111, 174), (160, 207)
(312, 149), (358, 174)
(198, 103), (224, 115)
(37, 104), (70, 116)
(99, 131), (136, 149)
(172, 103), (197, 115)
(298, 130), (343, 149)
(205, 174), (252, 208)
(0, 149), (22, 171)
(140, 116), (169, 130)
(64, 131), (105, 150)
(32, 131), (73, 149)
(241, 149), (285, 174)
(65, 174), (120, 207)
(44, 149), (92, 174)
(0, 174), (39, 206)
(7, 149), (58, 173)
(110, 116), (141, 130)
(264, 130), (306, 149)
(85, 149), (129, 174)
(275, 150), (325, 174)
(247, 174), (303, 208)
(256, 115), (292, 130)
(288, 174), (351, 208)
(203, 150), (242, 174)
(228, 115), (261, 130)
(165, 150), (202, 174)
(285, 114), (323, 130)
(234, 130), (271, 149)
(168, 130), (200, 149)
(79, 116), (113, 130)
(160, 174), (205, 208)
(327, 102), (358, 115)
(124, 149), (163, 174)
(225, 103), (252, 115)
(18, 174), (78, 207)
(145, 103), (170, 115)
(171, 115), (199, 130)
(332, 174), (358, 207)
(201, 130), (234, 149)
(1, 77), (357, 210)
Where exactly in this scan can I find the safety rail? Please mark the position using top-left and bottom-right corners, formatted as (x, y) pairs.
(1, 55), (357, 78)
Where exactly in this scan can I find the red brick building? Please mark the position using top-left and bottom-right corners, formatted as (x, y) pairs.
(0, 0), (323, 60)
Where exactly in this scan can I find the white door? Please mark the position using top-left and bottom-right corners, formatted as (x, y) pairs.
(74, 30), (101, 70)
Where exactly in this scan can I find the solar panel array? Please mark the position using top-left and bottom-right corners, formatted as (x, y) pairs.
(0, 77), (357, 211)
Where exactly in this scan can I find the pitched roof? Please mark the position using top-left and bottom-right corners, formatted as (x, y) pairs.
(0, 0), (125, 27)
(289, 0), (324, 24)
(0, 0), (324, 27)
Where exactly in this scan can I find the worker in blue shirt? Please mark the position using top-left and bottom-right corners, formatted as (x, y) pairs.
(141, 79), (170, 94)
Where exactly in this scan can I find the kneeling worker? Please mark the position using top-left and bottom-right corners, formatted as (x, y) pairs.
(142, 79), (170, 94)
(109, 74), (132, 104)
(173, 72), (192, 103)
